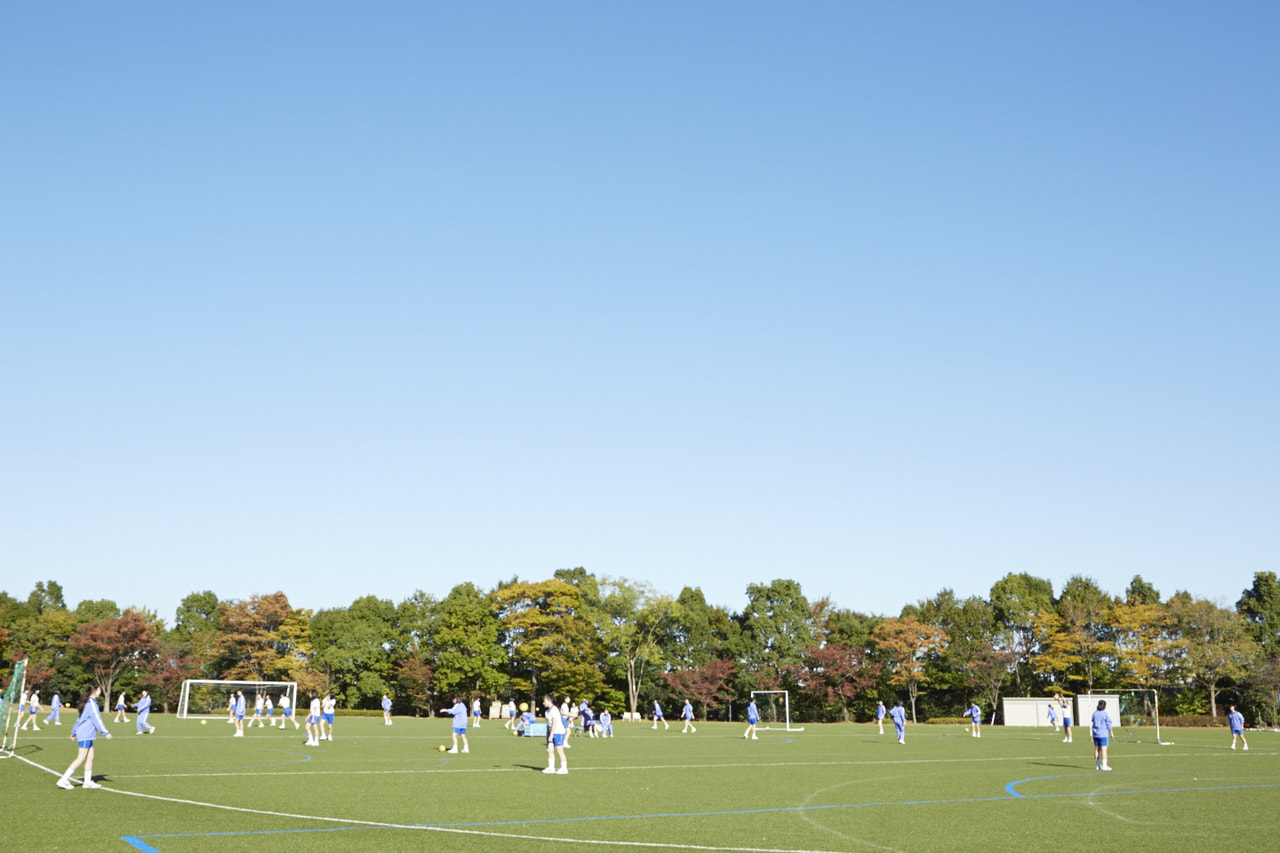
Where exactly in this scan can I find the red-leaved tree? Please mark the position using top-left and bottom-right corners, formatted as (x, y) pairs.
(71, 609), (158, 705)
(801, 643), (881, 722)
(663, 659), (736, 719)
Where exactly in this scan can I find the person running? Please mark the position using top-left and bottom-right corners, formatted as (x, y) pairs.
(542, 694), (568, 774)
(57, 686), (112, 789)
(1228, 705), (1249, 751)
(382, 694), (393, 726)
(264, 695), (274, 726)
(134, 690), (156, 734)
(1091, 700), (1113, 770)
(1047, 703), (1058, 731)
(321, 693), (336, 741)
(599, 708), (614, 737)
(890, 700), (907, 744)
(305, 692), (322, 746)
(744, 697), (759, 740)
(652, 700), (668, 730)
(1061, 697), (1073, 743)
(233, 690), (246, 737)
(442, 695), (469, 754)
(45, 690), (63, 726)
(876, 700), (886, 734)
(114, 691), (129, 723)
(252, 693), (265, 728)
(681, 700), (697, 733)
(967, 701), (982, 738)
(471, 696), (482, 728)
(279, 692), (299, 730)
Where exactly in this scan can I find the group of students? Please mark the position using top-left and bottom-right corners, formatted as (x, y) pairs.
(650, 699), (698, 733)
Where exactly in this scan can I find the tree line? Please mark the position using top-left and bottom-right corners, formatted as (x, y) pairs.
(3, 569), (1278, 726)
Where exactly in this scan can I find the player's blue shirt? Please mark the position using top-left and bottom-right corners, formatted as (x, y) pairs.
(137, 695), (152, 713)
(382, 697), (392, 712)
(876, 704), (885, 720)
(1090, 709), (1112, 739)
(72, 698), (109, 742)
(600, 711), (611, 726)
(235, 695), (246, 716)
(1228, 710), (1244, 732)
(520, 711), (535, 724)
(890, 706), (906, 727)
(747, 701), (759, 723)
(1047, 706), (1057, 721)
(968, 705), (980, 722)
(51, 694), (62, 710)
(682, 702), (693, 720)
(653, 701), (663, 717)
(448, 702), (468, 726)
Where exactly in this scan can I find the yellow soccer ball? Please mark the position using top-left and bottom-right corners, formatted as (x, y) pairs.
(201, 720), (207, 726)
(519, 702), (528, 711)
(438, 744), (447, 753)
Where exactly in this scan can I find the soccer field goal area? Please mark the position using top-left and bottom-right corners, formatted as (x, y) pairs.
(177, 679), (298, 719)
(751, 690), (804, 732)
(0, 659), (29, 755)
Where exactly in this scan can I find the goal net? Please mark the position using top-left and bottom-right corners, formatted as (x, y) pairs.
(751, 690), (804, 732)
(1, 659), (29, 755)
(1078, 689), (1167, 745)
(177, 679), (298, 720)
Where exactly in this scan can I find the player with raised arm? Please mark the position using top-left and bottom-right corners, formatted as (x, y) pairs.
(967, 701), (981, 738)
(443, 695), (469, 753)
(890, 700), (907, 745)
(57, 686), (112, 789)
(1060, 696), (1073, 743)
(1091, 699), (1113, 770)
(1228, 705), (1249, 751)
(543, 694), (568, 774)
(321, 692), (336, 741)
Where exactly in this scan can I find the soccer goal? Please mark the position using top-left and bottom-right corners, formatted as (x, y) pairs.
(751, 690), (804, 732)
(1079, 689), (1169, 745)
(0, 659), (29, 755)
(177, 679), (298, 720)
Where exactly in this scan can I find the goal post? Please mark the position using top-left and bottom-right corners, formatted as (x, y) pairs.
(1, 659), (29, 755)
(751, 690), (804, 732)
(1079, 689), (1168, 745)
(177, 679), (298, 720)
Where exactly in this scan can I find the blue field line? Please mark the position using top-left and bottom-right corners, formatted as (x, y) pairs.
(119, 776), (1280, 850)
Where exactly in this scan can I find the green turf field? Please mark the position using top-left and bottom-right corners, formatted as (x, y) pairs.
(4, 715), (1276, 852)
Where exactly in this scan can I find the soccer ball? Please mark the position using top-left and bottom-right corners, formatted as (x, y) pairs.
(519, 702), (528, 711)
(201, 720), (207, 726)
(438, 744), (447, 753)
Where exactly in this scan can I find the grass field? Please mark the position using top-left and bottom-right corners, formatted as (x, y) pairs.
(5, 715), (1276, 852)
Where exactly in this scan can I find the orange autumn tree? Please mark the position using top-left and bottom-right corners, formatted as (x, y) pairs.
(871, 615), (948, 723)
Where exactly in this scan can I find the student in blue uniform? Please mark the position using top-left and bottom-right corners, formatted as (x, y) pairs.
(967, 701), (982, 738)
(382, 694), (393, 726)
(516, 706), (536, 735)
(890, 700), (907, 744)
(579, 699), (597, 738)
(45, 690), (63, 726)
(542, 694), (568, 774)
(20, 689), (40, 731)
(1047, 703), (1058, 731)
(681, 700), (697, 733)
(876, 700), (886, 734)
(305, 692), (322, 746)
(599, 709), (614, 737)
(442, 695), (469, 754)
(472, 696), (482, 728)
(1091, 699), (1113, 771)
(114, 691), (129, 723)
(1060, 697), (1073, 743)
(1228, 705), (1249, 751)
(57, 686), (112, 789)
(743, 698), (759, 740)
(652, 700), (668, 730)
(134, 690), (156, 734)
(233, 690), (246, 737)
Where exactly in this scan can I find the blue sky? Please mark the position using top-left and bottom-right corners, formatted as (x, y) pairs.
(3, 3), (1276, 625)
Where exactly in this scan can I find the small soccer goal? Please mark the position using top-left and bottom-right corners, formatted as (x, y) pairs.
(177, 679), (298, 720)
(751, 690), (804, 732)
(0, 658), (29, 755)
(1079, 689), (1170, 746)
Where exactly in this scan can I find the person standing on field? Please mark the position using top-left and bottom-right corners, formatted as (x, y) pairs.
(305, 692), (322, 746)
(1228, 705), (1249, 751)
(472, 696), (482, 728)
(443, 695), (469, 754)
(45, 690), (63, 726)
(114, 691), (129, 723)
(542, 694), (568, 774)
(1047, 703), (1058, 731)
(681, 700), (697, 733)
(134, 690), (156, 734)
(1091, 699), (1113, 771)
(279, 692), (299, 730)
(233, 690), (246, 737)
(967, 701), (982, 738)
(321, 692), (336, 741)
(1060, 697), (1073, 743)
(57, 686), (112, 789)
(876, 700), (886, 734)
(20, 689), (41, 731)
(743, 698), (759, 740)
(890, 700), (907, 745)
(652, 700), (668, 730)
(382, 694), (393, 726)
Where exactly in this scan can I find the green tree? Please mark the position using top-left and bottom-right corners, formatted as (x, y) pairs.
(1237, 571), (1280, 658)
(216, 592), (300, 682)
(735, 579), (813, 690)
(593, 578), (673, 717)
(492, 579), (603, 702)
(1174, 598), (1259, 716)
(1125, 575), (1162, 606)
(431, 583), (506, 701)
(1107, 602), (1181, 688)
(871, 615), (948, 723)
(989, 573), (1054, 696)
(310, 596), (399, 707)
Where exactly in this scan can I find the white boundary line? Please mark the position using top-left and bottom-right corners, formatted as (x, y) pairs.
(12, 752), (848, 853)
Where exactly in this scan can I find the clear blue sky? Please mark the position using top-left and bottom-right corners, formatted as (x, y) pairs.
(3, 3), (1276, 624)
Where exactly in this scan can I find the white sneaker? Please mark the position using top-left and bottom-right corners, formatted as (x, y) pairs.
(149, 727), (156, 734)
(691, 727), (696, 732)
(327, 735), (333, 741)
(898, 739), (904, 745)
(1243, 745), (1249, 751)
(461, 747), (469, 753)
(233, 731), (243, 737)
(83, 780), (102, 789)
(447, 747), (458, 754)
(751, 735), (758, 740)
(542, 767), (556, 774)
(1101, 765), (1112, 771)
(556, 767), (568, 774)
(1231, 744), (1236, 749)
(57, 777), (73, 790)
(33, 725), (40, 731)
